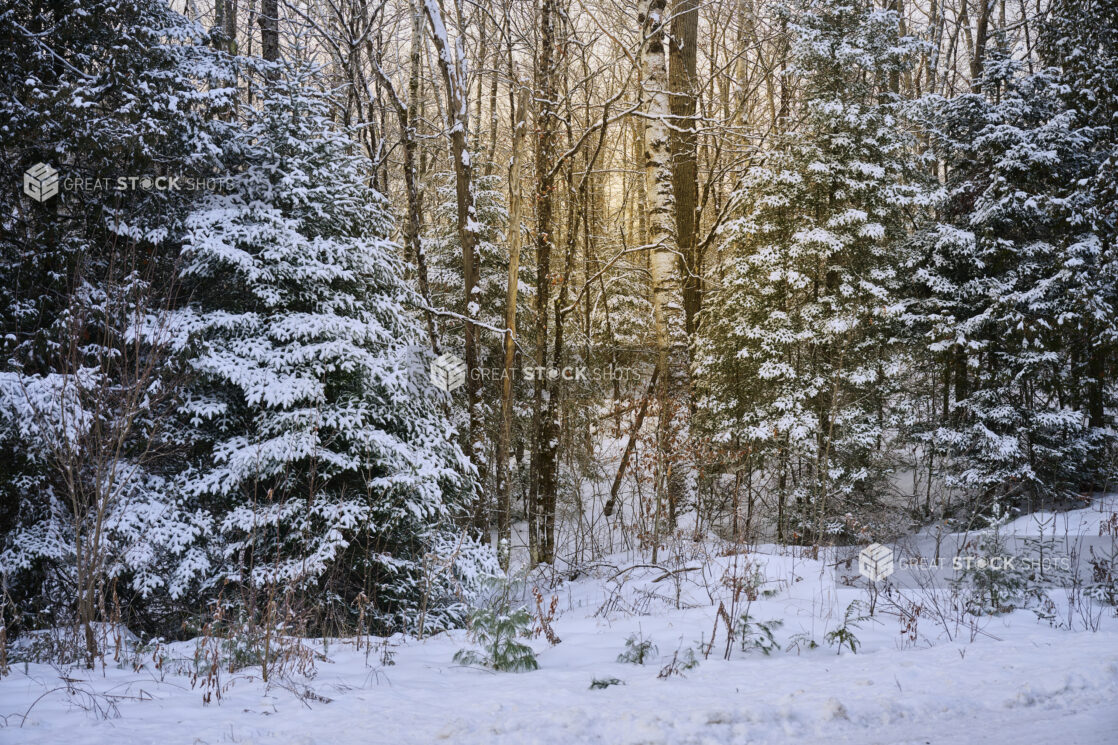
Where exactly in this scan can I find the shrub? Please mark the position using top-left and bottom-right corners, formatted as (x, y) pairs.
(590, 677), (624, 689)
(738, 614), (783, 655)
(952, 534), (1029, 615)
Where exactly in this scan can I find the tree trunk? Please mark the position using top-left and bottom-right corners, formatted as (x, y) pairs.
(971, 0), (991, 92)
(213, 0), (236, 53)
(640, 0), (685, 561)
(530, 0), (559, 566)
(368, 3), (436, 351)
(1087, 343), (1106, 429)
(259, 0), (278, 62)
(496, 81), (529, 569)
(224, 0), (237, 53)
(669, 0), (701, 345)
(423, 0), (484, 531)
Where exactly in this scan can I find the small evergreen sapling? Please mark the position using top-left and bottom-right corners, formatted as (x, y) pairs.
(825, 600), (870, 654)
(951, 532), (1030, 615)
(590, 677), (625, 689)
(738, 614), (783, 655)
(657, 643), (700, 679)
(617, 632), (658, 664)
(454, 579), (538, 672)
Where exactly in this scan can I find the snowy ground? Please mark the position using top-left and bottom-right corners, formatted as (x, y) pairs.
(3, 497), (1117, 745)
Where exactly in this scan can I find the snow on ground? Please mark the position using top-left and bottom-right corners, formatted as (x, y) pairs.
(3, 498), (1117, 745)
(997, 494), (1118, 538)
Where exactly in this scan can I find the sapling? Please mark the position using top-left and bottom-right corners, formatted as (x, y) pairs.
(617, 631), (657, 664)
(453, 579), (537, 672)
(738, 614), (783, 655)
(825, 601), (871, 654)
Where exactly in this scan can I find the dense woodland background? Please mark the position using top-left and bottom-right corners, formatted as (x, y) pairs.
(1, 0), (1115, 666)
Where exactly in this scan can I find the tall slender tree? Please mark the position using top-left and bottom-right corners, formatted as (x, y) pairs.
(423, 0), (485, 534)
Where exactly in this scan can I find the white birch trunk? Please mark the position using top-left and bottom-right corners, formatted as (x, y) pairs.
(640, 0), (685, 561)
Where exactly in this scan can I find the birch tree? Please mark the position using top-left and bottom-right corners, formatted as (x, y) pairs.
(639, 0), (687, 555)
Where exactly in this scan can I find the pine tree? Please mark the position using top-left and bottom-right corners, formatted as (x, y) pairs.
(695, 0), (925, 542)
(427, 169), (513, 426)
(172, 68), (484, 632)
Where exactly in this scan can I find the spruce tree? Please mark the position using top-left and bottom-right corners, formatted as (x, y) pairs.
(905, 28), (1117, 516)
(1039, 0), (1118, 457)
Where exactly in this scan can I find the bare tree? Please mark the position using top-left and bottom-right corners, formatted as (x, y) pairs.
(422, 0), (485, 533)
(496, 80), (529, 568)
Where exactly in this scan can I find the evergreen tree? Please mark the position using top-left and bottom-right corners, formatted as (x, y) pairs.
(172, 69), (485, 632)
(905, 28), (1117, 517)
(694, 0), (924, 542)
(427, 169), (513, 436)
(1039, 0), (1118, 449)
(0, 0), (234, 650)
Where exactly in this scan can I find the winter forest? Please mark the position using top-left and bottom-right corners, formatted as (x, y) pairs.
(1, 0), (1117, 742)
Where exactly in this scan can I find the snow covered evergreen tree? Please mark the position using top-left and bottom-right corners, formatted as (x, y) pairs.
(426, 170), (511, 443)
(172, 68), (486, 633)
(904, 10), (1117, 517)
(1038, 0), (1118, 451)
(0, 0), (235, 657)
(694, 0), (925, 542)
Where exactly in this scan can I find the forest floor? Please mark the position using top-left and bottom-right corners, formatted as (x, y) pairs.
(2, 496), (1117, 745)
